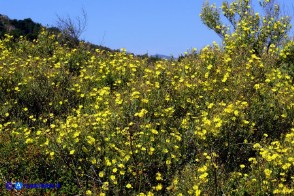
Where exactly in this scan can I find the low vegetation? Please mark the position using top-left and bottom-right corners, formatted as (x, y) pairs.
(0, 0), (294, 195)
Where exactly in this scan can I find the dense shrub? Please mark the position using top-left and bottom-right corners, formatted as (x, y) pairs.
(0, 0), (294, 195)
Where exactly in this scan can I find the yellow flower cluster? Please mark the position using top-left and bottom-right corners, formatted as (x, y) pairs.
(1, 4), (294, 193)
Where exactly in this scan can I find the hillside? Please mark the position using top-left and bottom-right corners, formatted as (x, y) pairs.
(1, 0), (294, 195)
(0, 14), (120, 54)
(0, 14), (42, 40)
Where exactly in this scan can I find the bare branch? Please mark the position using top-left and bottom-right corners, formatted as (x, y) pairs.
(56, 9), (87, 46)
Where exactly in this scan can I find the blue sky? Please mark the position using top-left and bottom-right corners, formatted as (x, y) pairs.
(0, 0), (293, 56)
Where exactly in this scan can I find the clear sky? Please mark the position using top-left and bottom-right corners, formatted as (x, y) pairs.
(0, 0), (293, 57)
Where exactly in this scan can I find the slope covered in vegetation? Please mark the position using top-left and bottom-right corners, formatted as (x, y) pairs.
(0, 14), (42, 41)
(0, 0), (294, 195)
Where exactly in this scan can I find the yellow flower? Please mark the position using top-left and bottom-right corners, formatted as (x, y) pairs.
(134, 109), (148, 118)
(86, 190), (92, 195)
(198, 165), (207, 173)
(151, 129), (158, 135)
(126, 183), (133, 189)
(110, 175), (116, 181)
(195, 189), (201, 196)
(131, 91), (141, 99)
(99, 171), (104, 177)
(82, 146), (89, 153)
(155, 82), (160, 88)
(253, 143), (261, 149)
(87, 136), (95, 145)
(70, 150), (75, 155)
(25, 138), (33, 144)
(156, 172), (162, 181)
(149, 147), (155, 155)
(205, 72), (209, 78)
(155, 183), (162, 191)
(282, 163), (291, 170)
(207, 103), (214, 109)
(91, 158), (96, 164)
(265, 78), (271, 83)
(254, 84), (260, 90)
(193, 185), (201, 196)
(264, 169), (272, 178)
(222, 73), (229, 82)
(199, 172), (208, 179)
(234, 110), (239, 116)
(142, 98), (149, 103)
(147, 192), (154, 196)
(243, 120), (249, 124)
(73, 131), (80, 138)
(163, 148), (169, 153)
(105, 159), (112, 166)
